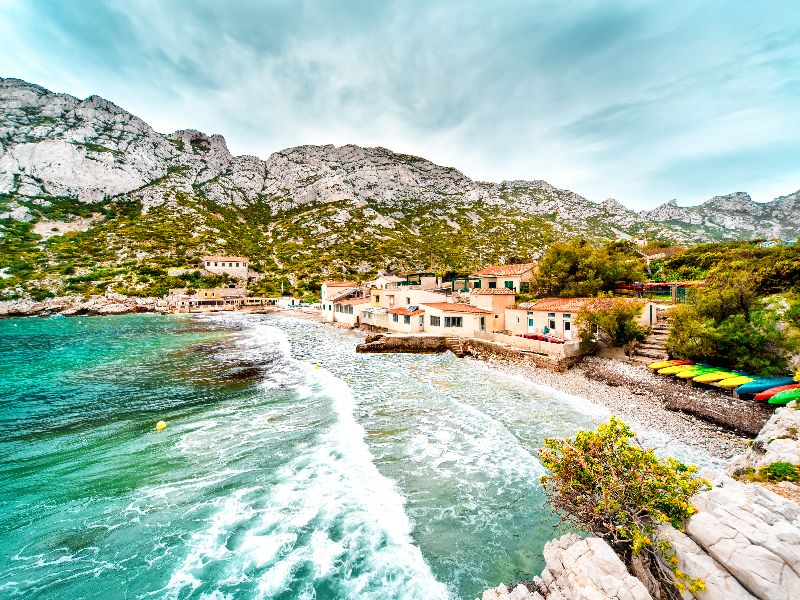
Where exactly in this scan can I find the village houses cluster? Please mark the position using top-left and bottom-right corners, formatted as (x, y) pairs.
(321, 263), (655, 354)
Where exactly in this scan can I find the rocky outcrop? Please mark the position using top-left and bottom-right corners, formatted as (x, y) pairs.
(355, 334), (449, 353)
(477, 534), (652, 600)
(0, 294), (162, 317)
(684, 475), (800, 599)
(729, 401), (800, 472)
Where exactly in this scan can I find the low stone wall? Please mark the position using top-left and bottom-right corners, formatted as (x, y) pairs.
(462, 338), (582, 373)
(356, 334), (449, 353)
(473, 331), (582, 358)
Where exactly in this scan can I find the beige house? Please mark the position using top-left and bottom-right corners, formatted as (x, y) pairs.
(201, 255), (249, 279)
(420, 302), (491, 336)
(386, 307), (426, 333)
(469, 288), (516, 332)
(505, 297), (655, 340)
(470, 263), (537, 292)
(168, 285), (247, 312)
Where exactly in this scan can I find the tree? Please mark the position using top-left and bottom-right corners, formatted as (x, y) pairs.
(575, 296), (650, 352)
(539, 418), (710, 599)
(665, 267), (797, 374)
(533, 239), (646, 297)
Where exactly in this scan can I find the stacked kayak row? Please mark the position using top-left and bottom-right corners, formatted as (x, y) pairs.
(646, 359), (800, 405)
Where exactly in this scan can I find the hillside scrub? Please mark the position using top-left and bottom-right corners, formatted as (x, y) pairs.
(653, 240), (800, 294)
(532, 239), (646, 297)
(539, 418), (710, 599)
(665, 269), (800, 374)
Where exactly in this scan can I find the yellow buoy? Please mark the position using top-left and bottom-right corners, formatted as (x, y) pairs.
(314, 365), (320, 370)
(155, 420), (167, 431)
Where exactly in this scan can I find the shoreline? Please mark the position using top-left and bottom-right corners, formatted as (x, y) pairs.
(478, 355), (751, 464)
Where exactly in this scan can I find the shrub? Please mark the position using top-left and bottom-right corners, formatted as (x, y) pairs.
(539, 418), (710, 598)
(759, 462), (799, 482)
(575, 296), (650, 351)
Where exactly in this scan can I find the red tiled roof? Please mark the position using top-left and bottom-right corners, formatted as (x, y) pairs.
(471, 263), (536, 277)
(202, 255), (249, 262)
(471, 288), (515, 295)
(388, 307), (425, 315)
(528, 297), (645, 312)
(324, 280), (358, 287)
(421, 302), (491, 314)
(336, 297), (370, 306)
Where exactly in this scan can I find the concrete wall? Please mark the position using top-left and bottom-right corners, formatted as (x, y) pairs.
(472, 331), (582, 357)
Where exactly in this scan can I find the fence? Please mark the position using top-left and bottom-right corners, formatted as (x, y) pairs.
(472, 331), (582, 357)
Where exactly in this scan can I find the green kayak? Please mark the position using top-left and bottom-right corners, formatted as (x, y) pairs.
(768, 388), (800, 405)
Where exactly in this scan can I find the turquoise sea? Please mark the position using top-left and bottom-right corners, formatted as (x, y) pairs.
(0, 314), (713, 599)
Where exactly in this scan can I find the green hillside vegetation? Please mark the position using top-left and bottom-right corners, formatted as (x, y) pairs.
(1, 188), (568, 301)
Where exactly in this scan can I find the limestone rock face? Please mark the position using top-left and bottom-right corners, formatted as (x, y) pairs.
(729, 402), (800, 472)
(2, 77), (799, 245)
(684, 475), (800, 600)
(538, 534), (652, 600)
(656, 524), (755, 599)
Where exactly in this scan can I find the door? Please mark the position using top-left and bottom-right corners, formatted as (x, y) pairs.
(563, 319), (572, 339)
(479, 316), (486, 331)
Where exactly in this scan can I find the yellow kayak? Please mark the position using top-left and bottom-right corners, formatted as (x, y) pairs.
(658, 364), (699, 375)
(716, 375), (755, 389)
(693, 371), (737, 383)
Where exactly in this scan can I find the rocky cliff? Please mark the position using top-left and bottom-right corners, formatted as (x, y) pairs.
(1, 77), (799, 298)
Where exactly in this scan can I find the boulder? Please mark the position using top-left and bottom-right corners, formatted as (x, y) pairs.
(728, 402), (800, 473)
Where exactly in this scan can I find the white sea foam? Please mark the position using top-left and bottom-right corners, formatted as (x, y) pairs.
(161, 317), (449, 600)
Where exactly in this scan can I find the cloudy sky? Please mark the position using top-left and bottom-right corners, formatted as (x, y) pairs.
(1, 0), (799, 208)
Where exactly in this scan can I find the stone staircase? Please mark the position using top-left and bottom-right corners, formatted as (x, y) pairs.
(631, 314), (670, 363)
(446, 336), (465, 357)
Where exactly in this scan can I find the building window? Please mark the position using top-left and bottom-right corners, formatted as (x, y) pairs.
(406, 297), (411, 305)
(504, 280), (514, 289)
(206, 261), (210, 267)
(563, 313), (571, 319)
(393, 314), (399, 322)
(235, 262), (239, 267)
(473, 280), (481, 288)
(444, 316), (463, 328)
(488, 281), (496, 289)
(419, 316), (424, 325)
(528, 318), (534, 327)
(403, 315), (411, 324)
(375, 295), (380, 302)
(430, 315), (441, 327)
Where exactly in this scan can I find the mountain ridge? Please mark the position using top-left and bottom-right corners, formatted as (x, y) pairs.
(1, 77), (799, 298)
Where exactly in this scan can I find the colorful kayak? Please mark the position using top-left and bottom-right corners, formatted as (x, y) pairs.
(675, 366), (719, 379)
(693, 371), (739, 383)
(768, 388), (800, 405)
(716, 375), (755, 389)
(647, 359), (693, 370)
(659, 364), (701, 375)
(736, 377), (797, 395)
(754, 384), (799, 402)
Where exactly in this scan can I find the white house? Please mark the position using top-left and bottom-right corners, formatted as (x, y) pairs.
(321, 280), (359, 323)
(420, 302), (492, 336)
(201, 255), (249, 279)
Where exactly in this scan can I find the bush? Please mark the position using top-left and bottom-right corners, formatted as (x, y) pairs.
(666, 269), (798, 374)
(539, 418), (710, 597)
(759, 462), (799, 482)
(575, 296), (650, 351)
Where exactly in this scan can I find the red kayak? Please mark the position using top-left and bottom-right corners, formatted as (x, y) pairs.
(754, 384), (799, 402)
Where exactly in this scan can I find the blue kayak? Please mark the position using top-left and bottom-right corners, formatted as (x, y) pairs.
(736, 377), (797, 395)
